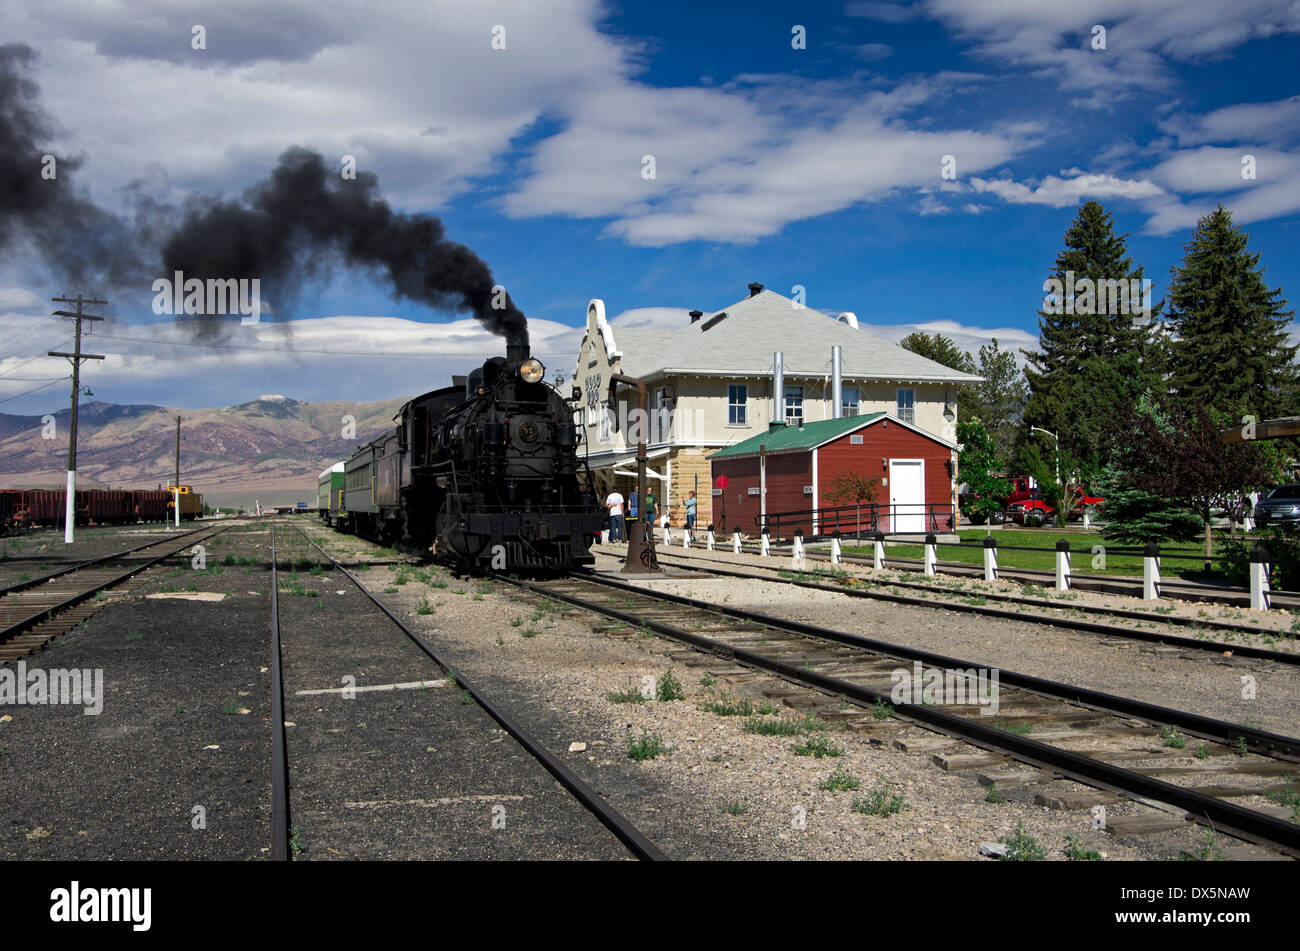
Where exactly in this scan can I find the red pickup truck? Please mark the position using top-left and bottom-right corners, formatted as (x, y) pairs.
(966, 478), (1104, 527)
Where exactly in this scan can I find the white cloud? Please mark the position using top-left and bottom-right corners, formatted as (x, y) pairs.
(1159, 95), (1300, 146)
(970, 171), (1165, 207)
(606, 307), (691, 330)
(879, 0), (1300, 102)
(506, 73), (1029, 244)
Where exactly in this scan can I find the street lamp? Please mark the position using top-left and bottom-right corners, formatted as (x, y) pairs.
(1030, 426), (1061, 488)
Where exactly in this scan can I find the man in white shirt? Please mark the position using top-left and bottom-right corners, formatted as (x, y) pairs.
(605, 490), (625, 542)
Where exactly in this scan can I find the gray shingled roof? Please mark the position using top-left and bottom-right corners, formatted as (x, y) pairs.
(602, 290), (983, 384)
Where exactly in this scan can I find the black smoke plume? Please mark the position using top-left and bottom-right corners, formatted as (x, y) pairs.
(0, 43), (146, 289)
(162, 147), (528, 345)
(1, 44), (527, 347)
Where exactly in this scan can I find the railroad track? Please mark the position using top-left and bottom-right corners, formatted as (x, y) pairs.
(509, 569), (1300, 859)
(717, 537), (1300, 610)
(0, 525), (228, 663)
(636, 547), (1300, 666)
(287, 525), (666, 861)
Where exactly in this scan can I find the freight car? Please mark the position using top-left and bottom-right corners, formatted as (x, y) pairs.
(0, 487), (205, 527)
(327, 342), (603, 571)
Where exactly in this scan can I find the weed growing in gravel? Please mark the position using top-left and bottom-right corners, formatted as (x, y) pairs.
(384, 587), (398, 594)
(219, 701), (240, 715)
(461, 689), (473, 705)
(819, 767), (860, 792)
(606, 683), (646, 704)
(702, 696), (754, 716)
(522, 627), (539, 638)
(1265, 787), (1300, 822)
(743, 714), (826, 737)
(472, 594), (484, 601)
(495, 634), (504, 645)
(1182, 828), (1225, 861)
(353, 563), (369, 571)
(993, 716), (1033, 736)
(627, 729), (665, 761)
(721, 801), (748, 815)
(1161, 726), (1187, 749)
(1194, 744), (1211, 760)
(476, 580), (493, 595)
(509, 617), (523, 627)
(792, 732), (843, 758)
(126, 632), (143, 641)
(999, 821), (1046, 861)
(290, 827), (304, 854)
(699, 674), (715, 688)
(708, 753), (724, 762)
(984, 787), (1005, 804)
(1235, 736), (1249, 756)
(416, 598), (434, 615)
(636, 625), (654, 639)
(656, 670), (684, 701)
(1064, 834), (1102, 860)
(872, 698), (894, 720)
(853, 779), (906, 817)
(309, 565), (324, 577)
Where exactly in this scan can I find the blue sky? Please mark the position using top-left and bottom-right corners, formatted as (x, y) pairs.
(2, 0), (1298, 415)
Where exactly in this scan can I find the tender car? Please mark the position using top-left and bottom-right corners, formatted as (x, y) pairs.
(1254, 484), (1300, 526)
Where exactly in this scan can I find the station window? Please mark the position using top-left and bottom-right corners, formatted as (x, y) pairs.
(841, 386), (860, 417)
(728, 384), (748, 425)
(785, 386), (804, 425)
(896, 388), (915, 425)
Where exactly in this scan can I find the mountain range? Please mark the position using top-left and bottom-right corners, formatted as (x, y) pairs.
(0, 394), (409, 508)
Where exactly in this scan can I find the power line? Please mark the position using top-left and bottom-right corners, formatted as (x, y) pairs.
(92, 332), (572, 360)
(0, 377), (67, 404)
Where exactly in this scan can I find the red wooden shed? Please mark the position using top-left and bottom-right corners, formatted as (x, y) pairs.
(708, 413), (958, 537)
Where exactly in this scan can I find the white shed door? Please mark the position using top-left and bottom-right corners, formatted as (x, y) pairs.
(889, 460), (924, 533)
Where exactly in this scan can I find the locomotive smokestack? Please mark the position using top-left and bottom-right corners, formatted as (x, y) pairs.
(506, 340), (529, 363)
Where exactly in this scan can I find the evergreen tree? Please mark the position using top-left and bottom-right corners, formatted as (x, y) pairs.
(1165, 204), (1298, 421)
(1023, 201), (1163, 466)
(961, 338), (1028, 461)
(899, 331), (976, 373)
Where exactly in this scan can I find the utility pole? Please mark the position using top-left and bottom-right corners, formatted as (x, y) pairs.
(173, 415), (181, 529)
(49, 295), (107, 544)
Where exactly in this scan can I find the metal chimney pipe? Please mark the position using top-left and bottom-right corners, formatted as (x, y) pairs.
(831, 345), (843, 420)
(773, 351), (785, 424)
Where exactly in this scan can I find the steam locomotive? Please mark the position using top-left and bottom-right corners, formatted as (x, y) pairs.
(320, 342), (603, 571)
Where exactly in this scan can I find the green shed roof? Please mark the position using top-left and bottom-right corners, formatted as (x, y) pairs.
(710, 413), (887, 459)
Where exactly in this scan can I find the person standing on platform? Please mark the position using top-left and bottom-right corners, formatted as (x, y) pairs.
(605, 489), (625, 541)
(685, 490), (697, 530)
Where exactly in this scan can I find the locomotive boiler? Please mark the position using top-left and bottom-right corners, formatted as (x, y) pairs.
(328, 342), (603, 571)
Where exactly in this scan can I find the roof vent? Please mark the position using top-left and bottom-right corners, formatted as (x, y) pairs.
(768, 420), (786, 432)
(689, 309), (703, 324)
(700, 310), (728, 331)
(747, 282), (764, 297)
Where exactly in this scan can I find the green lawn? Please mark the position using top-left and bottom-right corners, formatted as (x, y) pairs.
(842, 529), (1211, 578)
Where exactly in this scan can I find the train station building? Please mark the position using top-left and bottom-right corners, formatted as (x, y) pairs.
(570, 284), (980, 529)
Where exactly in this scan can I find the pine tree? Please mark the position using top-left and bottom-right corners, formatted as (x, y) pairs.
(1023, 201), (1163, 466)
(1165, 204), (1298, 421)
(899, 331), (976, 373)
(961, 338), (1027, 461)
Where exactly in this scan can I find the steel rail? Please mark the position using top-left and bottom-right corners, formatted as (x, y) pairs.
(0, 524), (210, 597)
(269, 527), (292, 861)
(0, 525), (231, 644)
(644, 549), (1300, 667)
(513, 571), (1300, 856)
(293, 526), (667, 861)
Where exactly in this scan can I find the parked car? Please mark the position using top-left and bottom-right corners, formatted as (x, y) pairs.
(1254, 484), (1300, 526)
(1066, 486), (1104, 521)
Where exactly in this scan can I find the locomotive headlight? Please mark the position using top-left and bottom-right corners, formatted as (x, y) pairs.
(519, 358), (545, 384)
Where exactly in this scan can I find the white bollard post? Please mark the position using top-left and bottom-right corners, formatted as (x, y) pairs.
(830, 532), (842, 566)
(792, 531), (806, 569)
(1142, 543), (1161, 600)
(1055, 540), (1071, 592)
(683, 528), (691, 549)
(1082, 508), (1091, 530)
(732, 530), (742, 554)
(601, 529), (610, 544)
(1250, 546), (1271, 611)
(983, 537), (998, 582)
(872, 532), (885, 571)
(706, 526), (715, 551)
(923, 533), (937, 577)
(761, 530), (771, 557)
